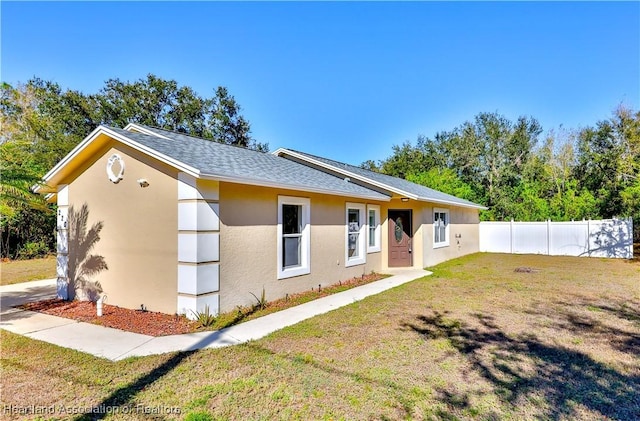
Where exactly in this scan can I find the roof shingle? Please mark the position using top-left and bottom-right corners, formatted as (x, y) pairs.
(108, 125), (390, 200)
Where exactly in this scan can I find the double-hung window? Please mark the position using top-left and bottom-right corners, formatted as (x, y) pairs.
(433, 208), (450, 248)
(367, 204), (381, 253)
(345, 203), (366, 266)
(277, 196), (310, 279)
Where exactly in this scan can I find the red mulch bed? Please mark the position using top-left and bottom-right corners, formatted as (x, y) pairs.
(19, 299), (198, 336)
(18, 273), (390, 336)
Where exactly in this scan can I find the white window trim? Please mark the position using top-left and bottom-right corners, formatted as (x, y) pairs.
(345, 202), (366, 267)
(433, 207), (450, 248)
(277, 196), (311, 279)
(367, 204), (381, 253)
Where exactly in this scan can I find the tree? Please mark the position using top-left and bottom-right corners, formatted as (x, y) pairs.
(1, 75), (265, 258)
(378, 112), (542, 221)
(576, 105), (640, 222)
(96, 74), (267, 151)
(209, 86), (267, 151)
(379, 137), (440, 179)
(407, 168), (477, 203)
(0, 82), (55, 258)
(359, 159), (380, 172)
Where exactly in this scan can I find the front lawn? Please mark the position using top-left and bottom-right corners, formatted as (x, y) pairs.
(0, 256), (56, 286)
(1, 253), (639, 420)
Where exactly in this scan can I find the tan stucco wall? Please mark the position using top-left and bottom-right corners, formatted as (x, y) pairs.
(218, 188), (480, 312)
(219, 183), (385, 312)
(64, 140), (178, 314)
(421, 205), (480, 267)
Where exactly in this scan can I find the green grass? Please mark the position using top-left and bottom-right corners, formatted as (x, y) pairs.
(0, 256), (56, 286)
(2, 253), (639, 420)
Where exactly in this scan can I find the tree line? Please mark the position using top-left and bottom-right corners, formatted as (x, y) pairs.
(363, 107), (639, 240)
(1, 74), (638, 258)
(1, 74), (262, 258)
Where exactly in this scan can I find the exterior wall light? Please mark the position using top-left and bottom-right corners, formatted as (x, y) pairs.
(401, 198), (409, 202)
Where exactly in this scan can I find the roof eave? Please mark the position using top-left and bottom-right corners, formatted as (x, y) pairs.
(40, 126), (200, 192)
(416, 196), (488, 210)
(199, 173), (391, 202)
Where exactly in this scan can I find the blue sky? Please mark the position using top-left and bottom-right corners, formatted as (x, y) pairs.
(2, 1), (639, 164)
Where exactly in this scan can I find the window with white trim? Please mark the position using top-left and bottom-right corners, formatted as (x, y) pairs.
(277, 196), (310, 279)
(433, 208), (450, 248)
(345, 203), (366, 267)
(367, 204), (381, 253)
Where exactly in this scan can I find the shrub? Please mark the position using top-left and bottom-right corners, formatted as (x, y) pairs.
(16, 241), (50, 259)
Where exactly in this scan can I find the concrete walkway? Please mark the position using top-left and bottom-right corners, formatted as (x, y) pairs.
(0, 269), (430, 361)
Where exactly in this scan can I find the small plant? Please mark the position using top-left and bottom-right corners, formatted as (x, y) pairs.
(250, 287), (268, 310)
(190, 305), (217, 328)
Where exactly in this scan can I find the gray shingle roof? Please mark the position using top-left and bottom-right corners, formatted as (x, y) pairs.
(106, 126), (390, 200)
(278, 149), (486, 209)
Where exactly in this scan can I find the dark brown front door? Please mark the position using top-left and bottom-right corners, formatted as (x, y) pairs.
(388, 210), (412, 267)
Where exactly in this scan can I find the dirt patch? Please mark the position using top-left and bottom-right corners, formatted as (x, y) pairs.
(514, 266), (540, 273)
(19, 299), (197, 336)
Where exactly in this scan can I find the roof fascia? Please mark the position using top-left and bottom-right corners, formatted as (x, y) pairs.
(274, 148), (419, 200)
(416, 196), (488, 210)
(40, 126), (200, 190)
(39, 125), (105, 187)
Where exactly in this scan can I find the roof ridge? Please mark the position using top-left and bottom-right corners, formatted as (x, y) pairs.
(286, 148), (380, 174)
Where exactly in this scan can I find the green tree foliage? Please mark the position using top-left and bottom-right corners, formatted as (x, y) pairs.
(96, 75), (266, 150)
(1, 82), (56, 258)
(407, 168), (477, 203)
(576, 106), (640, 220)
(1, 75), (264, 258)
(377, 108), (639, 240)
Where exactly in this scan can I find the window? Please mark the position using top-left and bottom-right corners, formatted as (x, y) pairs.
(277, 196), (310, 279)
(345, 203), (366, 266)
(433, 208), (450, 248)
(367, 204), (381, 253)
(283, 205), (302, 267)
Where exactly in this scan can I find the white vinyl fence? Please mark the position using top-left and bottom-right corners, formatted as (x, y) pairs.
(479, 218), (634, 259)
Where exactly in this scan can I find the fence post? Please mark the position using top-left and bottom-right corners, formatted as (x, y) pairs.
(510, 219), (514, 254)
(627, 217), (634, 259)
(587, 218), (591, 257)
(547, 219), (551, 255)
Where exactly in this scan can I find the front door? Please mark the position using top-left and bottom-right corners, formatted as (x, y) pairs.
(388, 210), (412, 267)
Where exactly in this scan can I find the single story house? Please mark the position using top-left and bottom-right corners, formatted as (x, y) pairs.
(38, 124), (485, 318)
